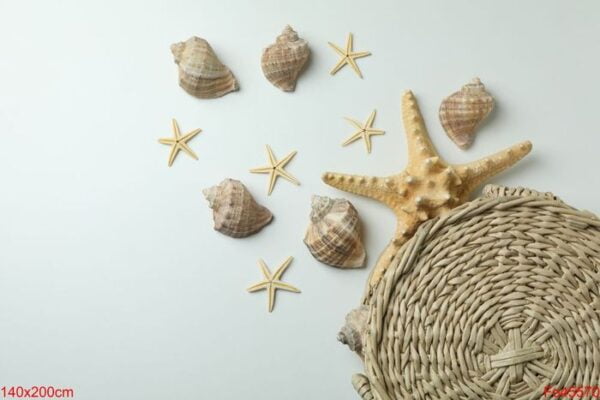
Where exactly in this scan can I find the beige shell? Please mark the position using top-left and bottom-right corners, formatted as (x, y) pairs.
(439, 77), (494, 149)
(261, 25), (310, 92)
(338, 305), (368, 357)
(171, 37), (239, 99)
(203, 179), (272, 238)
(303, 195), (366, 269)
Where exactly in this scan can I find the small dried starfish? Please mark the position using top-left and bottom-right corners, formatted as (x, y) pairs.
(250, 145), (299, 195)
(342, 110), (385, 153)
(323, 91), (532, 299)
(247, 257), (301, 313)
(158, 119), (202, 167)
(328, 33), (371, 78)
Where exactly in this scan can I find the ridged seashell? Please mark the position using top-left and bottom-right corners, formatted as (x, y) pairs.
(303, 195), (366, 269)
(439, 77), (495, 149)
(261, 25), (310, 92)
(203, 179), (272, 238)
(171, 37), (239, 99)
(338, 306), (368, 356)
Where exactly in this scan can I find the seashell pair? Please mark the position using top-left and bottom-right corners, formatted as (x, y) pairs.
(261, 25), (310, 92)
(303, 196), (366, 269)
(439, 77), (495, 149)
(203, 179), (272, 238)
(171, 36), (239, 99)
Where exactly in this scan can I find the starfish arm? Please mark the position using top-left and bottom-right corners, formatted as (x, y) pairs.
(276, 151), (297, 168)
(172, 119), (181, 139)
(249, 166), (273, 174)
(167, 146), (179, 167)
(275, 168), (300, 186)
(273, 281), (301, 293)
(265, 145), (276, 166)
(268, 286), (276, 312)
(267, 171), (277, 195)
(342, 131), (364, 146)
(346, 33), (353, 53)
(346, 57), (363, 78)
(158, 138), (176, 145)
(247, 281), (269, 292)
(178, 142), (198, 160)
(258, 259), (272, 280)
(322, 172), (405, 211)
(273, 256), (293, 280)
(349, 51), (371, 59)
(328, 42), (346, 56)
(365, 129), (385, 136)
(330, 58), (348, 75)
(365, 110), (377, 128)
(456, 141), (532, 192)
(364, 135), (373, 154)
(181, 128), (201, 141)
(402, 91), (439, 163)
(344, 117), (364, 129)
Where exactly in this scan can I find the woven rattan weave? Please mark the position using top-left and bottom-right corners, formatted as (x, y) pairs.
(353, 185), (600, 400)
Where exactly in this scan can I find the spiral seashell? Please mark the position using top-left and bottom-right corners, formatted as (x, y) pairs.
(338, 306), (368, 356)
(261, 25), (310, 92)
(439, 77), (495, 149)
(203, 179), (272, 238)
(171, 36), (239, 99)
(303, 195), (366, 269)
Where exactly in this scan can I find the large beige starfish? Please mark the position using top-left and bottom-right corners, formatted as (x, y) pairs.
(342, 110), (385, 153)
(323, 91), (532, 299)
(247, 257), (301, 312)
(158, 119), (202, 167)
(328, 33), (371, 78)
(250, 145), (299, 195)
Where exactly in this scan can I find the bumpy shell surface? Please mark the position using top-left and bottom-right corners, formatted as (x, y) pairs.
(261, 25), (310, 92)
(203, 179), (272, 238)
(439, 77), (494, 149)
(303, 195), (366, 269)
(338, 305), (368, 356)
(171, 37), (239, 99)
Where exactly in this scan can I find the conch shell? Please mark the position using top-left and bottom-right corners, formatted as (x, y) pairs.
(439, 77), (494, 149)
(203, 179), (272, 238)
(171, 36), (239, 99)
(303, 195), (366, 269)
(261, 25), (310, 92)
(338, 305), (368, 357)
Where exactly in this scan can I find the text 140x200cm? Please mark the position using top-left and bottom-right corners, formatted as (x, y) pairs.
(1, 386), (74, 398)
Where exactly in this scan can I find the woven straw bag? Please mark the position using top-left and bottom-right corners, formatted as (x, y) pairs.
(352, 185), (600, 400)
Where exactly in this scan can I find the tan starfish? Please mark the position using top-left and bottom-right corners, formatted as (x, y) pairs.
(342, 110), (385, 153)
(328, 33), (371, 78)
(158, 119), (202, 167)
(323, 91), (532, 299)
(247, 257), (301, 312)
(250, 145), (299, 195)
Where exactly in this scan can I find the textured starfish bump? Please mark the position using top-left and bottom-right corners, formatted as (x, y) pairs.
(322, 91), (532, 299)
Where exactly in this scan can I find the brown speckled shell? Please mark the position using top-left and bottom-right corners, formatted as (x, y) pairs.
(303, 195), (366, 269)
(439, 77), (494, 149)
(203, 179), (272, 238)
(261, 25), (310, 92)
(171, 37), (239, 99)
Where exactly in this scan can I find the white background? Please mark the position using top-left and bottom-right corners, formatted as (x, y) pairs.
(1, 1), (599, 399)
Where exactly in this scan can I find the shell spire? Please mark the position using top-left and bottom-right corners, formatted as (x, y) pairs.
(322, 90), (532, 300)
